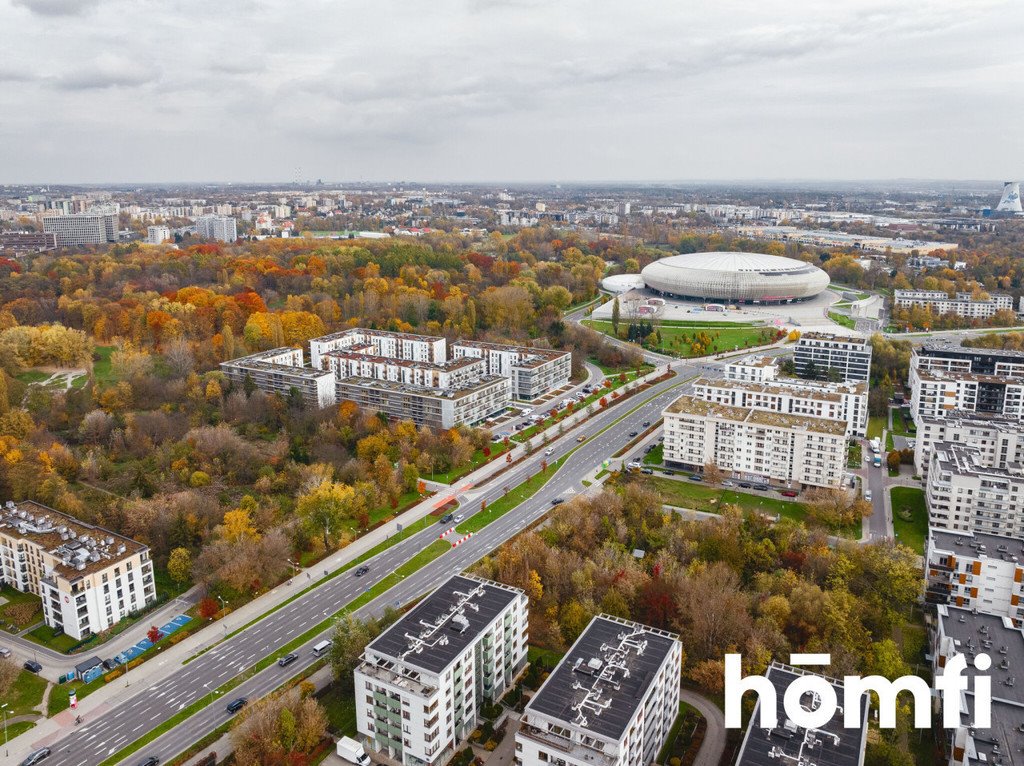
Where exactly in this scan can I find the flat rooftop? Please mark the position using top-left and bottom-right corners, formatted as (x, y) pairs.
(665, 394), (847, 435)
(366, 574), (521, 675)
(526, 615), (679, 742)
(324, 350), (481, 372)
(336, 374), (507, 400)
(916, 368), (1015, 385)
(920, 341), (1024, 361)
(798, 332), (869, 347)
(312, 328), (445, 344)
(729, 355), (778, 369)
(929, 527), (1024, 562)
(695, 377), (847, 404)
(937, 605), (1024, 707)
(0, 500), (147, 580)
(735, 663), (868, 766)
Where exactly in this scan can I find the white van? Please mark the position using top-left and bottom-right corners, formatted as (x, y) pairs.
(312, 639), (331, 657)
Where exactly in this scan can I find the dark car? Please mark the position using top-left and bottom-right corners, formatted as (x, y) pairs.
(752, 484), (769, 491)
(738, 482), (752, 489)
(440, 513), (454, 524)
(640, 468), (654, 475)
(226, 697), (248, 714)
(780, 489), (799, 497)
(687, 474), (702, 482)
(21, 749), (51, 766)
(102, 658), (119, 671)
(550, 498), (564, 505)
(354, 565), (370, 578)
(645, 445), (655, 452)
(277, 652), (298, 668)
(138, 758), (160, 766)
(629, 431), (638, 438)
(23, 660), (42, 673)
(642, 421), (651, 428)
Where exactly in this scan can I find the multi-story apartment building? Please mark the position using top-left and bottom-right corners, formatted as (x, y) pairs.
(146, 225), (171, 244)
(336, 375), (511, 430)
(734, 663), (868, 766)
(0, 232), (57, 253)
(909, 368), (1024, 425)
(723, 354), (779, 383)
(662, 395), (847, 489)
(893, 289), (1014, 319)
(925, 528), (1024, 621)
(913, 411), (1024, 476)
(310, 329), (447, 369)
(793, 332), (872, 383)
(322, 352), (486, 391)
(926, 443), (1024, 538)
(930, 605), (1024, 766)
(220, 348), (336, 408)
(913, 342), (1024, 377)
(42, 211), (118, 247)
(194, 214), (237, 242)
(692, 376), (867, 437)
(515, 615), (682, 766)
(354, 575), (528, 766)
(0, 500), (157, 640)
(450, 341), (571, 401)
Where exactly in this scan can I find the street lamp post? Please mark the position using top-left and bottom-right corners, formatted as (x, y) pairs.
(2, 702), (9, 758)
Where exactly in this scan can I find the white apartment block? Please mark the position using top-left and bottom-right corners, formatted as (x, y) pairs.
(723, 354), (780, 383)
(310, 329), (447, 369)
(355, 575), (528, 766)
(909, 368), (1024, 424)
(925, 528), (1024, 622)
(927, 443), (1024, 538)
(662, 395), (847, 489)
(692, 376), (867, 437)
(516, 615), (682, 766)
(42, 211), (118, 247)
(0, 501), (157, 641)
(194, 214), (237, 242)
(793, 332), (872, 383)
(336, 375), (511, 430)
(322, 352), (485, 392)
(914, 411), (1024, 476)
(893, 289), (1014, 319)
(146, 225), (171, 244)
(220, 348), (336, 408)
(914, 343), (1024, 378)
(451, 341), (571, 402)
(930, 606), (1024, 766)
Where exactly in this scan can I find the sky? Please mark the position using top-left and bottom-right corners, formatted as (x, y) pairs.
(1, 0), (1022, 184)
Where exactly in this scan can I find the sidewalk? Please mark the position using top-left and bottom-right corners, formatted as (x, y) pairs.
(12, 364), (680, 756)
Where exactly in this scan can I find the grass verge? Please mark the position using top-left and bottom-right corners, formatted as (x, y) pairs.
(8, 669), (48, 716)
(456, 455), (569, 535)
(828, 311), (857, 330)
(890, 486), (928, 554)
(583, 319), (776, 357)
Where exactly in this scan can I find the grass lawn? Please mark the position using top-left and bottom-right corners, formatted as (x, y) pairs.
(318, 685), (357, 737)
(16, 370), (51, 384)
(847, 442), (862, 469)
(583, 319), (776, 358)
(867, 415), (886, 440)
(6, 720), (36, 739)
(890, 486), (928, 554)
(527, 645), (565, 668)
(828, 312), (857, 330)
(8, 669), (48, 716)
(891, 408), (916, 437)
(656, 701), (698, 764)
(92, 345), (115, 384)
(456, 455), (568, 535)
(25, 624), (79, 653)
(0, 584), (43, 630)
(643, 444), (663, 465)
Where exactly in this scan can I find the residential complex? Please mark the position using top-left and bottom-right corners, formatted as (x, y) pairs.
(310, 329), (447, 368)
(354, 575), (528, 766)
(926, 442), (1024, 538)
(515, 615), (682, 766)
(909, 344), (1024, 426)
(930, 605), (1024, 766)
(893, 289), (1014, 319)
(913, 411), (1024, 475)
(42, 210), (118, 247)
(692, 376), (867, 437)
(194, 214), (238, 242)
(219, 347), (336, 409)
(0, 500), (157, 641)
(451, 340), (571, 401)
(723, 354), (780, 384)
(662, 394), (847, 489)
(925, 528), (1024, 621)
(0, 231), (57, 254)
(793, 332), (872, 383)
(734, 663), (868, 766)
(146, 225), (171, 244)
(913, 342), (1024, 377)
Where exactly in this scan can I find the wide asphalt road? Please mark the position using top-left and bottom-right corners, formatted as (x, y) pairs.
(37, 363), (700, 766)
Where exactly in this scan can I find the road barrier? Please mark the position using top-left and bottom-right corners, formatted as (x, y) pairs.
(450, 533), (474, 547)
(438, 527), (456, 539)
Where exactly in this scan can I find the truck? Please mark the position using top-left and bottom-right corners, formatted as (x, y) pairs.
(336, 736), (370, 766)
(869, 438), (880, 454)
(873, 454), (882, 468)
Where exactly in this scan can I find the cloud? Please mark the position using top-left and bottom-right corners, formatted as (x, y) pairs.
(12, 0), (101, 16)
(55, 54), (159, 90)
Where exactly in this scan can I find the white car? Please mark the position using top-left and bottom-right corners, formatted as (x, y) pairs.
(544, 448), (554, 456)
(864, 490), (873, 501)
(0, 646), (10, 658)
(453, 513), (464, 523)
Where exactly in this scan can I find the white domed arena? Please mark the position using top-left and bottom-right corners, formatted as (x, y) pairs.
(641, 251), (830, 304)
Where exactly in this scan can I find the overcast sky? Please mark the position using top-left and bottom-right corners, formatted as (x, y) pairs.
(1, 0), (1021, 184)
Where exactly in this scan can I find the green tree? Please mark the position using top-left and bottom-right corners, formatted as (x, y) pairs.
(611, 297), (620, 335)
(296, 481), (363, 550)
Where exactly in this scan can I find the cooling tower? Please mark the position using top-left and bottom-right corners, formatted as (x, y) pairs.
(996, 182), (1023, 213)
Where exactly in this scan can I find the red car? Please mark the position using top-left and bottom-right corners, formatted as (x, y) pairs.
(780, 489), (799, 497)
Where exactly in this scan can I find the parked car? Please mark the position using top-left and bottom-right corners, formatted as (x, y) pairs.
(102, 657), (119, 670)
(687, 474), (702, 482)
(440, 513), (454, 524)
(721, 480), (734, 487)
(864, 489), (873, 501)
(0, 646), (10, 658)
(550, 498), (564, 506)
(277, 653), (299, 668)
(226, 697), (248, 714)
(627, 461), (642, 470)
(780, 489), (799, 497)
(354, 565), (370, 578)
(137, 757), (160, 766)
(23, 660), (42, 673)
(20, 748), (51, 766)
(640, 468), (654, 475)
(752, 484), (769, 491)
(738, 482), (752, 489)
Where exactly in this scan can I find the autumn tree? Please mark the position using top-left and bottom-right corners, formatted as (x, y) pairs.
(167, 547), (192, 587)
(296, 480), (362, 550)
(231, 689), (328, 766)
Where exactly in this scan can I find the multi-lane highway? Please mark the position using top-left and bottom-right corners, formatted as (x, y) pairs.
(32, 362), (696, 766)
